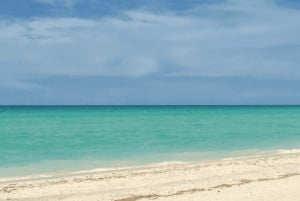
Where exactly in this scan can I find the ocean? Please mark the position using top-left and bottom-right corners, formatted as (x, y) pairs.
(1, 106), (300, 177)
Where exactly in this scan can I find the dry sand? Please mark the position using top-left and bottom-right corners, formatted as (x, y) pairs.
(1, 151), (300, 201)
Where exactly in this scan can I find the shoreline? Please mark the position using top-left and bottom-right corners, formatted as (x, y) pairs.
(1, 148), (300, 184)
(1, 150), (300, 201)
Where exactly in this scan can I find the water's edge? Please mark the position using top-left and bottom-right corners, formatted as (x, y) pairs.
(1, 148), (300, 184)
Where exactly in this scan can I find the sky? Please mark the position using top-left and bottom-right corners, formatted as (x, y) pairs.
(0, 0), (300, 105)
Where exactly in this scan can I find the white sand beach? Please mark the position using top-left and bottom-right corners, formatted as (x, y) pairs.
(1, 151), (300, 201)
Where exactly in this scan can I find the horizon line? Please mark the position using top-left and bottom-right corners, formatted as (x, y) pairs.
(1, 104), (300, 107)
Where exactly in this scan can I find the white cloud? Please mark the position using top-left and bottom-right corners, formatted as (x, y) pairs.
(36, 0), (77, 8)
(0, 0), (300, 89)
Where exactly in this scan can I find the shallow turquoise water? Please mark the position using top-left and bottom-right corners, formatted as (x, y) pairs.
(1, 106), (300, 176)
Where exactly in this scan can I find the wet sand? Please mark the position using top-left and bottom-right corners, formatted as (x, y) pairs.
(1, 151), (300, 201)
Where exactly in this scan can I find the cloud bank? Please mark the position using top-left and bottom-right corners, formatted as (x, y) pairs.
(0, 0), (299, 104)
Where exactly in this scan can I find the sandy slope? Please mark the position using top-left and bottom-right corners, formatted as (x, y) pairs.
(1, 152), (300, 201)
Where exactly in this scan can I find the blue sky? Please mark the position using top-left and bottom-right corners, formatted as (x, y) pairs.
(0, 0), (300, 105)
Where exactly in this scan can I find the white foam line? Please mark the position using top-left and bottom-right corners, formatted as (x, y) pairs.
(1, 148), (300, 183)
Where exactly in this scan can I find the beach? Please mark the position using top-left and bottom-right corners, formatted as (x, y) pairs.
(2, 0), (300, 199)
(1, 151), (300, 201)
(1, 106), (300, 200)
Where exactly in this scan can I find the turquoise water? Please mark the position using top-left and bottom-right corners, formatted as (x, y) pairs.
(1, 106), (300, 176)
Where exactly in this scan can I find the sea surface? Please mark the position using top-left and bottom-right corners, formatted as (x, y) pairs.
(1, 106), (300, 177)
